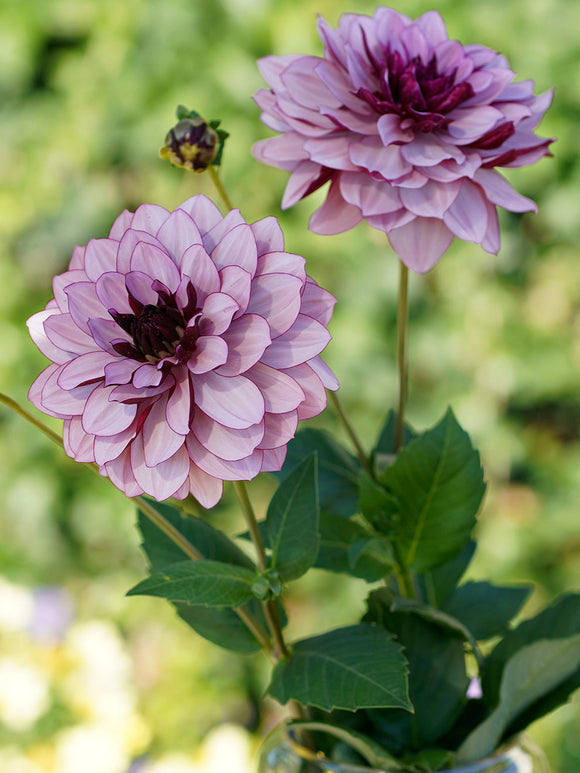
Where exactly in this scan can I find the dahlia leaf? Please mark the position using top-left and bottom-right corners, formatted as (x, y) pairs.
(127, 560), (256, 608)
(265, 454), (319, 582)
(442, 581), (533, 641)
(315, 512), (393, 581)
(381, 408), (485, 572)
(457, 636), (580, 762)
(267, 624), (411, 712)
(276, 429), (360, 517)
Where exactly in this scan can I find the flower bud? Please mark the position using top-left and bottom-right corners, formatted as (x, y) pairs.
(160, 116), (219, 173)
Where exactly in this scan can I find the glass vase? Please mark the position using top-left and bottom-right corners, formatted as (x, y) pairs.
(258, 727), (549, 773)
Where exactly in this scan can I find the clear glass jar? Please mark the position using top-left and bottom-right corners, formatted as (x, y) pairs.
(258, 727), (549, 773)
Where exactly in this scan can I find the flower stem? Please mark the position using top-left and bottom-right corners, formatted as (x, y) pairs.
(328, 391), (373, 477)
(208, 166), (234, 212)
(233, 480), (291, 661)
(1, 393), (272, 654)
(394, 261), (409, 453)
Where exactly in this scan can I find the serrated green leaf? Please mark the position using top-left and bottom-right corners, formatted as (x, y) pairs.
(276, 429), (360, 517)
(127, 560), (256, 608)
(382, 409), (485, 572)
(418, 540), (476, 608)
(359, 470), (398, 531)
(390, 597), (474, 645)
(373, 409), (417, 461)
(458, 635), (580, 762)
(265, 454), (319, 581)
(268, 624), (411, 712)
(442, 581), (533, 641)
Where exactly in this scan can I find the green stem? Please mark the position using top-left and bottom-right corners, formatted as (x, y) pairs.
(394, 261), (409, 453)
(208, 166), (234, 212)
(328, 391), (373, 477)
(233, 480), (290, 660)
(1, 393), (272, 654)
(392, 540), (416, 600)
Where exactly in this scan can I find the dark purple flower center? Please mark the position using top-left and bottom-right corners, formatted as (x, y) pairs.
(109, 280), (201, 364)
(357, 42), (475, 133)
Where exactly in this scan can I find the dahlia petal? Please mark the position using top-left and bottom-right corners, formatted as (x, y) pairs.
(247, 274), (303, 337)
(281, 56), (342, 109)
(180, 244), (220, 302)
(131, 439), (190, 501)
(250, 217), (285, 256)
(104, 357), (139, 386)
(300, 279), (337, 327)
(481, 200), (500, 254)
(65, 281), (108, 335)
(185, 434), (262, 481)
(68, 245), (86, 270)
(309, 177), (363, 235)
(110, 377), (174, 403)
(317, 17), (348, 68)
(131, 203), (171, 234)
(199, 293), (239, 336)
(192, 372), (265, 430)
(400, 23), (429, 64)
(191, 410), (264, 461)
(308, 355), (340, 391)
(396, 170), (429, 189)
(473, 168), (536, 212)
(276, 95), (337, 136)
(260, 447), (287, 473)
(202, 209), (246, 253)
(63, 417), (95, 463)
(142, 394), (186, 466)
(108, 210), (133, 240)
(42, 371), (98, 418)
(281, 160), (327, 209)
(253, 91), (291, 133)
(81, 384), (138, 436)
(377, 114), (414, 146)
(124, 270), (158, 307)
(29, 365), (67, 418)
(245, 362), (305, 414)
(187, 465), (223, 509)
(83, 239), (118, 282)
(258, 54), (303, 91)
(401, 135), (464, 166)
(217, 314), (271, 377)
(27, 310), (71, 364)
(253, 136), (308, 172)
(89, 318), (131, 356)
(283, 362), (327, 420)
(132, 364), (164, 389)
(258, 411), (298, 450)
(315, 60), (371, 112)
(44, 313), (98, 356)
(303, 137), (358, 171)
(416, 9), (448, 46)
(57, 351), (112, 390)
(96, 272), (133, 314)
(94, 423), (136, 466)
(366, 208), (415, 233)
(116, 230), (165, 274)
(53, 270), (88, 312)
(261, 315), (331, 369)
(400, 179), (461, 218)
(166, 366), (192, 435)
(340, 172), (401, 216)
(187, 335), (229, 374)
(156, 209), (203, 265)
(443, 181), (489, 242)
(447, 106), (504, 141)
(177, 195), (223, 235)
(388, 217), (454, 273)
(104, 452), (144, 498)
(349, 139), (413, 180)
(130, 242), (180, 293)
(346, 47), (376, 92)
(218, 266), (252, 314)
(256, 252), (306, 283)
(321, 104), (381, 134)
(211, 224), (258, 275)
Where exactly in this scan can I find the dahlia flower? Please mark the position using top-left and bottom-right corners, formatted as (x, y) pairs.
(253, 7), (553, 272)
(27, 195), (337, 507)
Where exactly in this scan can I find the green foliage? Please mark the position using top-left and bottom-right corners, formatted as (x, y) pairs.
(380, 409), (486, 573)
(264, 454), (319, 582)
(442, 581), (533, 641)
(268, 624), (411, 713)
(316, 512), (394, 581)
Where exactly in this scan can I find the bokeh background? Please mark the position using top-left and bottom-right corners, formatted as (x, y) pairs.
(1, 0), (579, 770)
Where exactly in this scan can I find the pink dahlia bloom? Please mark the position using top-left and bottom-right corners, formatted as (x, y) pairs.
(253, 7), (553, 272)
(27, 195), (338, 507)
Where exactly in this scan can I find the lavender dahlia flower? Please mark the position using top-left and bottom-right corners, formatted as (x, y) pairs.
(253, 7), (553, 272)
(27, 195), (337, 507)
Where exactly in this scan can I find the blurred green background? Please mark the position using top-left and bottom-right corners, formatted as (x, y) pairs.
(0, 0), (579, 770)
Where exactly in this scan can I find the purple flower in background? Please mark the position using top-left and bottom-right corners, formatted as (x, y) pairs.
(28, 195), (337, 507)
(253, 7), (553, 272)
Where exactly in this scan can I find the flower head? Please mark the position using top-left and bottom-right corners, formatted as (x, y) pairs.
(253, 7), (553, 272)
(27, 195), (337, 507)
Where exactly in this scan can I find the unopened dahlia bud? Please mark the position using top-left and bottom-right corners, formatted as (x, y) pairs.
(160, 106), (228, 173)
